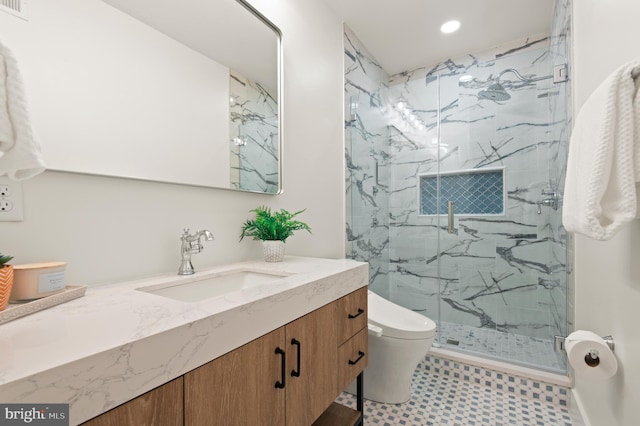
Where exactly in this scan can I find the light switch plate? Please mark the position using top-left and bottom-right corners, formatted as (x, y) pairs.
(0, 176), (24, 221)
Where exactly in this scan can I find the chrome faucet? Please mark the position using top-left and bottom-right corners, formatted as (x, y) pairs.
(537, 188), (562, 214)
(178, 228), (214, 275)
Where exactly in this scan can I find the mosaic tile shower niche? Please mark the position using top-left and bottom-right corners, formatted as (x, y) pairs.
(419, 169), (506, 216)
(345, 0), (572, 373)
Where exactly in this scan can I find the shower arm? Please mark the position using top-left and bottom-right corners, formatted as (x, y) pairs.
(496, 68), (552, 84)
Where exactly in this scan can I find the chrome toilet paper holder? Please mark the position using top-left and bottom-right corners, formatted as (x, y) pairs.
(554, 334), (615, 353)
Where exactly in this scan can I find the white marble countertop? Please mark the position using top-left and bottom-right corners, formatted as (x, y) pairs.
(0, 256), (368, 425)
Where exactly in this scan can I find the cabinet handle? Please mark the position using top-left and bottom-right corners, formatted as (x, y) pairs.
(348, 351), (365, 365)
(348, 308), (365, 319)
(291, 338), (301, 377)
(275, 347), (286, 389)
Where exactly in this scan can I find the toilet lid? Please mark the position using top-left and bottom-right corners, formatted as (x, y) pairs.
(368, 291), (437, 340)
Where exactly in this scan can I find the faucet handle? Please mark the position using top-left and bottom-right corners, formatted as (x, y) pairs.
(541, 188), (561, 197)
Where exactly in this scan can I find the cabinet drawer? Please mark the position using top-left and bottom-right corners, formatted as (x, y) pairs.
(336, 287), (367, 345)
(337, 328), (368, 392)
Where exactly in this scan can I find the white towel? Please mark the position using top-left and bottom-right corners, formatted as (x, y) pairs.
(0, 39), (45, 180)
(563, 60), (640, 240)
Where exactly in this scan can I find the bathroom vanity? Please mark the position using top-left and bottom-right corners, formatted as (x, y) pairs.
(0, 257), (368, 425)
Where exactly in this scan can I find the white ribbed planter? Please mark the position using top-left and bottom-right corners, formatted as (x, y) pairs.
(262, 240), (285, 262)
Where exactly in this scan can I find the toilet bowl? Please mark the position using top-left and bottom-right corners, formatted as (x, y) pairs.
(350, 290), (437, 404)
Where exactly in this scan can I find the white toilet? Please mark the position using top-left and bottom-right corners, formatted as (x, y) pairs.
(350, 290), (437, 404)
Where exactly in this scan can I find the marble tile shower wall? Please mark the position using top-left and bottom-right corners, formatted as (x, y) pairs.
(344, 4), (571, 370)
(229, 72), (279, 193)
(344, 27), (391, 298)
(386, 38), (570, 346)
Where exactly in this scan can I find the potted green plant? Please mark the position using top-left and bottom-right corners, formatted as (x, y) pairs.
(240, 206), (311, 262)
(0, 253), (14, 311)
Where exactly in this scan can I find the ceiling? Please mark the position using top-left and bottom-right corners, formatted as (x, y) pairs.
(322, 0), (555, 76)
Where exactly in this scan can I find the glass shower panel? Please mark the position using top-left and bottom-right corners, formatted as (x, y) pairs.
(345, 92), (391, 298)
(386, 75), (441, 322)
(344, 27), (392, 298)
(546, 0), (573, 369)
(435, 46), (568, 373)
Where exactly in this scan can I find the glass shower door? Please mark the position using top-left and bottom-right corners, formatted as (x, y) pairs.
(345, 92), (391, 298)
(386, 74), (442, 325)
(432, 46), (568, 373)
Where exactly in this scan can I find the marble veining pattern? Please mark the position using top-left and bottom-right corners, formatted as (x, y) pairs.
(345, 0), (572, 372)
(0, 257), (368, 424)
(345, 27), (392, 299)
(229, 71), (279, 193)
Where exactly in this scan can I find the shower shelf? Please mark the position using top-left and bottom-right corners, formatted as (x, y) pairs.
(419, 167), (505, 216)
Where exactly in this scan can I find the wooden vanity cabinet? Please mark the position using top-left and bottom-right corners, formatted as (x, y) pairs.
(313, 286), (368, 426)
(336, 287), (368, 391)
(81, 377), (183, 426)
(82, 288), (367, 426)
(184, 302), (337, 426)
(284, 302), (338, 425)
(182, 302), (337, 426)
(184, 327), (286, 426)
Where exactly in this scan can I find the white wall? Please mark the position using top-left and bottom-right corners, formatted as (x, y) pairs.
(572, 1), (640, 425)
(1, 0), (231, 188)
(0, 0), (345, 286)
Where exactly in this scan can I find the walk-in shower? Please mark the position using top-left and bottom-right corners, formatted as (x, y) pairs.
(345, 1), (572, 374)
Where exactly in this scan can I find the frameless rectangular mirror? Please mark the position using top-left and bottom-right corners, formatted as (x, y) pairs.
(43, 0), (281, 193)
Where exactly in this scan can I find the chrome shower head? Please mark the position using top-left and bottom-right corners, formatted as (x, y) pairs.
(478, 83), (511, 101)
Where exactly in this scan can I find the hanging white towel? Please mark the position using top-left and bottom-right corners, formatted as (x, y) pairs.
(563, 60), (640, 240)
(0, 39), (45, 180)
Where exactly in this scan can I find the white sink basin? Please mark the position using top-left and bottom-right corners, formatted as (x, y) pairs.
(136, 269), (291, 302)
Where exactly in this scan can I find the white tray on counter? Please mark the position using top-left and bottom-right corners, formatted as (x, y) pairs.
(0, 285), (87, 325)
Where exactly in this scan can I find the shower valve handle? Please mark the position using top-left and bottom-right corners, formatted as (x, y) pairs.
(537, 189), (561, 214)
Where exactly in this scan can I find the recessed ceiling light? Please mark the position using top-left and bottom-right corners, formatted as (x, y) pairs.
(440, 20), (461, 34)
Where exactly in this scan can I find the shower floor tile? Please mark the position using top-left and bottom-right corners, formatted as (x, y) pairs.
(336, 369), (583, 426)
(437, 321), (567, 373)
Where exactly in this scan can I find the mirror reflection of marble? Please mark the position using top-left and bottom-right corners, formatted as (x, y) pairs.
(47, 0), (281, 193)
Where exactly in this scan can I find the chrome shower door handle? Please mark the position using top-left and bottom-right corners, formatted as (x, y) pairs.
(447, 201), (457, 234)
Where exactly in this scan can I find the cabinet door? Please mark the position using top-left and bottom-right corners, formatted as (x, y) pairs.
(184, 327), (286, 426)
(285, 302), (338, 426)
(81, 377), (183, 426)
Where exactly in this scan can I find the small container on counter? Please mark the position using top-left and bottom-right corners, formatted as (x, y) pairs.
(10, 262), (67, 302)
